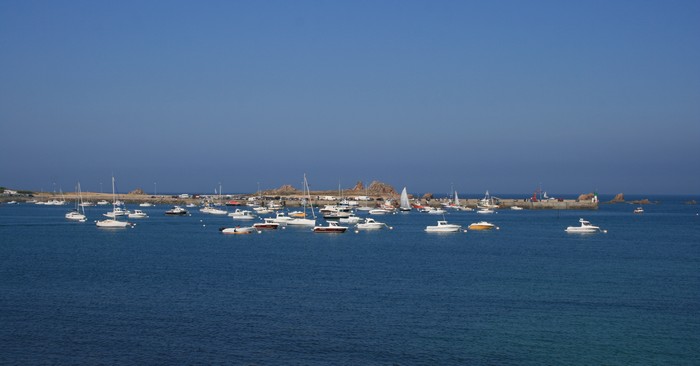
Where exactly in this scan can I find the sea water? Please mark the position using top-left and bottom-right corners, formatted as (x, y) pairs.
(1, 196), (699, 364)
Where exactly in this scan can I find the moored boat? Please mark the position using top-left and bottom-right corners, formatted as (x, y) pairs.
(253, 218), (280, 230)
(425, 220), (462, 233)
(565, 218), (606, 233)
(356, 218), (390, 230)
(468, 221), (498, 230)
(165, 206), (189, 215)
(219, 226), (255, 234)
(128, 209), (148, 218)
(313, 221), (348, 233)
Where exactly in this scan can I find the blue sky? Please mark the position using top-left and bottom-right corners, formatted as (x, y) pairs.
(1, 0), (698, 195)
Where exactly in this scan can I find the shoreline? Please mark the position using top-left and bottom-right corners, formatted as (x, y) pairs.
(2, 191), (600, 210)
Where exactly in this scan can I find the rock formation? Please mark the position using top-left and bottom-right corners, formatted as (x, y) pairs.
(685, 200), (697, 205)
(578, 193), (594, 201)
(264, 184), (298, 195)
(350, 181), (364, 191)
(422, 193), (434, 200)
(610, 193), (625, 203)
(367, 181), (397, 195)
(630, 199), (651, 204)
(128, 188), (145, 195)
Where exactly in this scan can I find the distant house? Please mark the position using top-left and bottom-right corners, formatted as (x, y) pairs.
(179, 193), (191, 199)
(2, 189), (18, 195)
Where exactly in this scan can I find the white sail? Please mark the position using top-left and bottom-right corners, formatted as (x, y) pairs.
(454, 190), (460, 206)
(399, 187), (411, 211)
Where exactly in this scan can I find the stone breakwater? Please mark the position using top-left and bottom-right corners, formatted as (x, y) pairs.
(18, 192), (598, 210)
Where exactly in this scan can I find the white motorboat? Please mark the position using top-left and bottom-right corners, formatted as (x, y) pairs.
(186, 203), (197, 208)
(103, 207), (129, 218)
(219, 226), (255, 234)
(253, 207), (273, 215)
(565, 218), (606, 233)
(468, 221), (498, 231)
(313, 221), (348, 233)
(80, 201), (95, 207)
(510, 206), (524, 210)
(65, 210), (87, 222)
(339, 215), (361, 224)
(96, 177), (132, 228)
(165, 206), (189, 216)
(477, 208), (494, 214)
(139, 202), (154, 207)
(201, 205), (228, 215)
(97, 200), (110, 205)
(356, 218), (390, 230)
(633, 207), (644, 214)
(425, 220), (462, 233)
(6, 201), (18, 205)
(427, 207), (446, 215)
(369, 208), (392, 215)
(229, 209), (256, 220)
(128, 209), (148, 219)
(271, 212), (294, 223)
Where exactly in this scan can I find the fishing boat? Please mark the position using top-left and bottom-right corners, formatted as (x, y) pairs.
(65, 182), (87, 222)
(468, 221), (498, 230)
(477, 190), (499, 209)
(313, 221), (348, 233)
(253, 218), (280, 230)
(565, 218), (606, 233)
(165, 206), (189, 216)
(399, 187), (412, 211)
(96, 177), (132, 228)
(425, 220), (462, 233)
(288, 174), (316, 226)
(219, 226), (255, 234)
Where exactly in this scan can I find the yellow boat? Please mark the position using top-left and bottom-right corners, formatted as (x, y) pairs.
(289, 211), (306, 218)
(468, 221), (498, 231)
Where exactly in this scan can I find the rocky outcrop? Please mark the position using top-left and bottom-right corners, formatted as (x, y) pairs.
(422, 193), (434, 200)
(610, 193), (625, 203)
(630, 199), (651, 204)
(367, 181), (397, 195)
(264, 185), (299, 195)
(350, 181), (364, 191)
(128, 188), (145, 195)
(685, 200), (697, 205)
(578, 193), (595, 201)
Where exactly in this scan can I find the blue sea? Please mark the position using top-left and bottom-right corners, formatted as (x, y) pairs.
(1, 196), (699, 365)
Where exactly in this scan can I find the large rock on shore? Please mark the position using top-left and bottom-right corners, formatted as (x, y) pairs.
(578, 193), (595, 201)
(367, 181), (397, 195)
(610, 193), (625, 203)
(264, 184), (299, 194)
(351, 181), (364, 191)
(423, 193), (434, 200)
(129, 188), (145, 195)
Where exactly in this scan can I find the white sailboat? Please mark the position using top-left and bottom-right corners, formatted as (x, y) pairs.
(65, 182), (87, 222)
(287, 174), (316, 226)
(399, 187), (411, 211)
(96, 177), (132, 228)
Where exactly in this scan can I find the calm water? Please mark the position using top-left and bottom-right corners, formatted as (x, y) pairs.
(1, 196), (699, 365)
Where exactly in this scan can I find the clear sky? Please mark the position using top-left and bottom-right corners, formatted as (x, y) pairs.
(1, 0), (698, 195)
